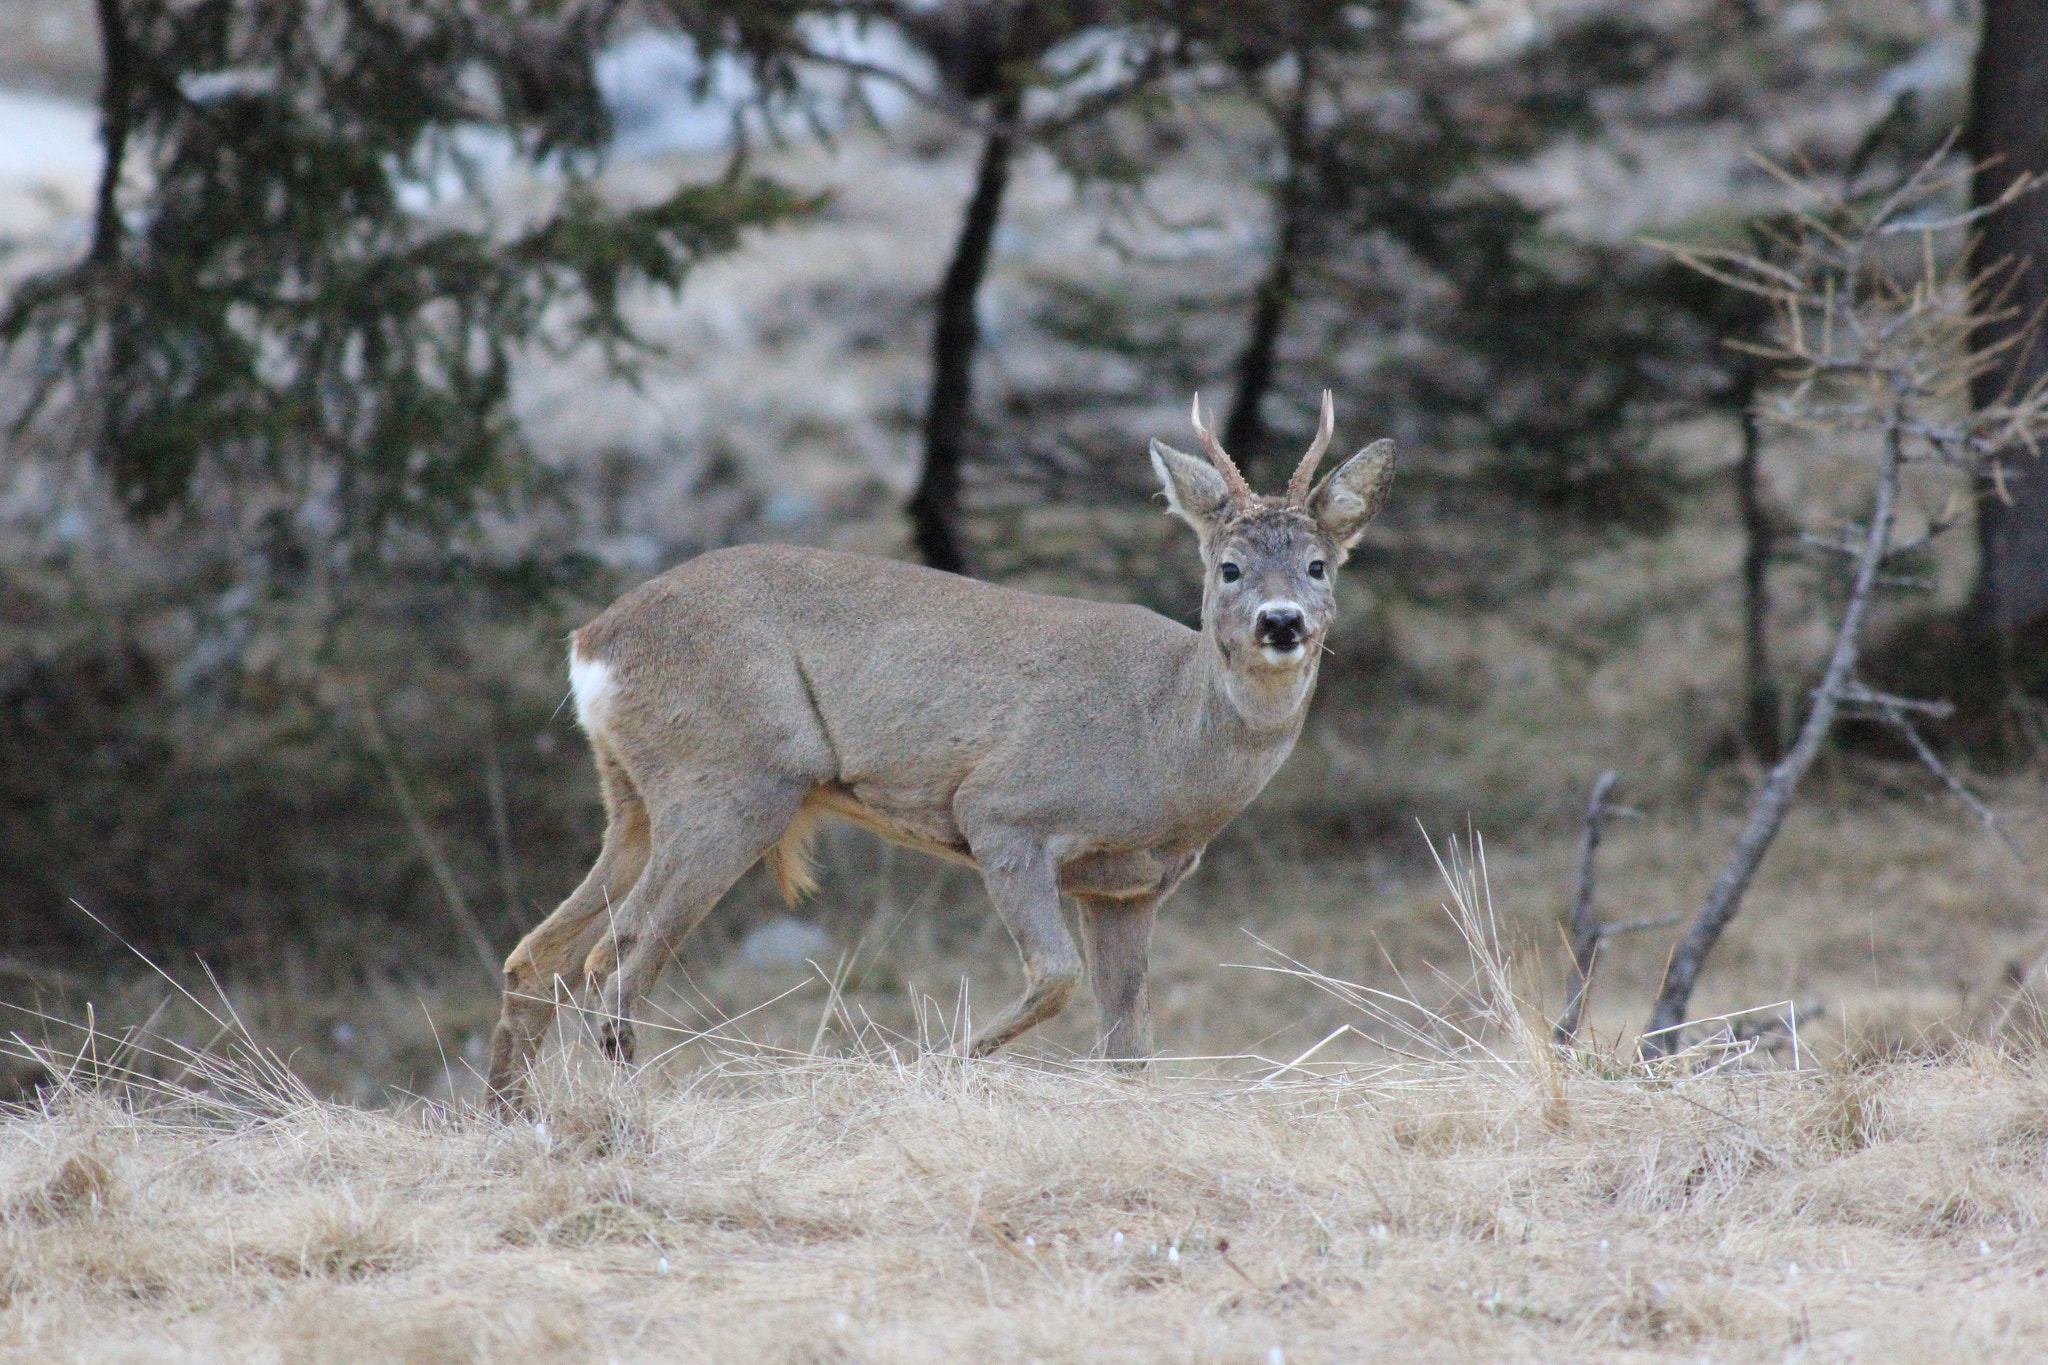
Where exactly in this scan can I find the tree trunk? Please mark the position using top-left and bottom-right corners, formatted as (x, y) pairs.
(89, 0), (136, 267)
(1223, 55), (1315, 485)
(1968, 0), (2048, 634)
(908, 93), (1020, 575)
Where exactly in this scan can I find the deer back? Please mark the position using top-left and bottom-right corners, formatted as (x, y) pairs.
(571, 544), (1291, 859)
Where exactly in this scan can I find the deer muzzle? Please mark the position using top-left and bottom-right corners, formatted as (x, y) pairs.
(1254, 602), (1309, 657)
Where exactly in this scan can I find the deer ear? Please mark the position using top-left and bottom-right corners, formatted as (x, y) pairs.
(1150, 438), (1231, 534)
(1309, 438), (1395, 559)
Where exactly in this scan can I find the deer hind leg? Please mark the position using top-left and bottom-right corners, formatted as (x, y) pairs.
(485, 743), (649, 1116)
(588, 774), (813, 1067)
(1078, 894), (1159, 1068)
(579, 800), (817, 999)
(965, 833), (1081, 1059)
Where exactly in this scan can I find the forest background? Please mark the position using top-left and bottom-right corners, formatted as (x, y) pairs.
(1, 0), (2045, 1100)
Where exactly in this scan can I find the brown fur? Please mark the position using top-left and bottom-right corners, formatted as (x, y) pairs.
(764, 806), (823, 905)
(485, 407), (1394, 1114)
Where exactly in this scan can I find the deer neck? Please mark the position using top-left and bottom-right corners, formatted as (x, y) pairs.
(1199, 631), (1318, 738)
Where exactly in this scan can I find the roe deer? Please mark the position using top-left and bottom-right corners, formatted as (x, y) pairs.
(485, 393), (1393, 1113)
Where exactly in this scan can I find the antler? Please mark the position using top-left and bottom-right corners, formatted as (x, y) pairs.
(1190, 394), (1255, 508)
(1285, 390), (1336, 506)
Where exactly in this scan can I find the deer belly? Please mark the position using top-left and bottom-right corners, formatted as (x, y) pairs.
(1057, 849), (1173, 899)
(806, 785), (977, 867)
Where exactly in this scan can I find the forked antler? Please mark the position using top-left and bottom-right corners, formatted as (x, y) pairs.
(1190, 394), (1255, 508)
(1285, 390), (1336, 507)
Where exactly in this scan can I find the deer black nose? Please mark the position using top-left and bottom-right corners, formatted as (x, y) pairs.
(1255, 605), (1306, 646)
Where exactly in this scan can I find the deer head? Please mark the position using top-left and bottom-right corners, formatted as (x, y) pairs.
(1149, 391), (1395, 674)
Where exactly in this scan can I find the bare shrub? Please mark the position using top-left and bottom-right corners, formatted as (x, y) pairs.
(1637, 145), (2047, 1053)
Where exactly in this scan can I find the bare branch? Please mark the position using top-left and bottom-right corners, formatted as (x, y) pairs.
(1836, 681), (1955, 719)
(1873, 170), (2040, 236)
(1554, 770), (1620, 1045)
(1640, 240), (1805, 301)
(1642, 399), (1908, 1058)
(483, 736), (523, 929)
(1598, 913), (1683, 937)
(1871, 698), (2028, 866)
(1799, 531), (1862, 558)
(1634, 144), (2041, 1056)
(350, 686), (500, 986)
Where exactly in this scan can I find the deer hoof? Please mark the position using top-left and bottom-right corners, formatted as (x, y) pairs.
(598, 1021), (635, 1064)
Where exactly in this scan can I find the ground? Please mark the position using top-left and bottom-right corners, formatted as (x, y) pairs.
(5, 796), (2047, 1364)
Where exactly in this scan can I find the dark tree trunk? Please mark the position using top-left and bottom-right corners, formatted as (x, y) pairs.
(1733, 369), (1781, 761)
(89, 0), (136, 267)
(1223, 55), (1315, 486)
(1968, 0), (2048, 635)
(908, 94), (1020, 575)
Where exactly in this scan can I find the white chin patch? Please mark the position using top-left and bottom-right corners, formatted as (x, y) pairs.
(1259, 643), (1307, 666)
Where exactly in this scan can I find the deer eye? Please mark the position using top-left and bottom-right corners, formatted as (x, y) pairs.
(1308, 560), (1326, 580)
(1219, 562), (1241, 583)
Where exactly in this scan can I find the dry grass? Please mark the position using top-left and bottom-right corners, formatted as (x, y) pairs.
(8, 826), (2048, 1364)
(14, 1045), (2048, 1365)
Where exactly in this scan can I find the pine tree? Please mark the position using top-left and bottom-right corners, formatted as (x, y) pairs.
(1070, 1), (1757, 527)
(3, 0), (811, 558)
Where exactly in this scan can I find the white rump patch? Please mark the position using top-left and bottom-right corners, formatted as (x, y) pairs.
(568, 646), (615, 735)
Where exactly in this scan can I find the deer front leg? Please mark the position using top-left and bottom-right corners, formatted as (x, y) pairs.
(1078, 895), (1157, 1067)
(965, 833), (1080, 1058)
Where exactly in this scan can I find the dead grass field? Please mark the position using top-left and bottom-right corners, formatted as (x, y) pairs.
(7, 806), (2047, 1365)
(10, 1039), (2048, 1365)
